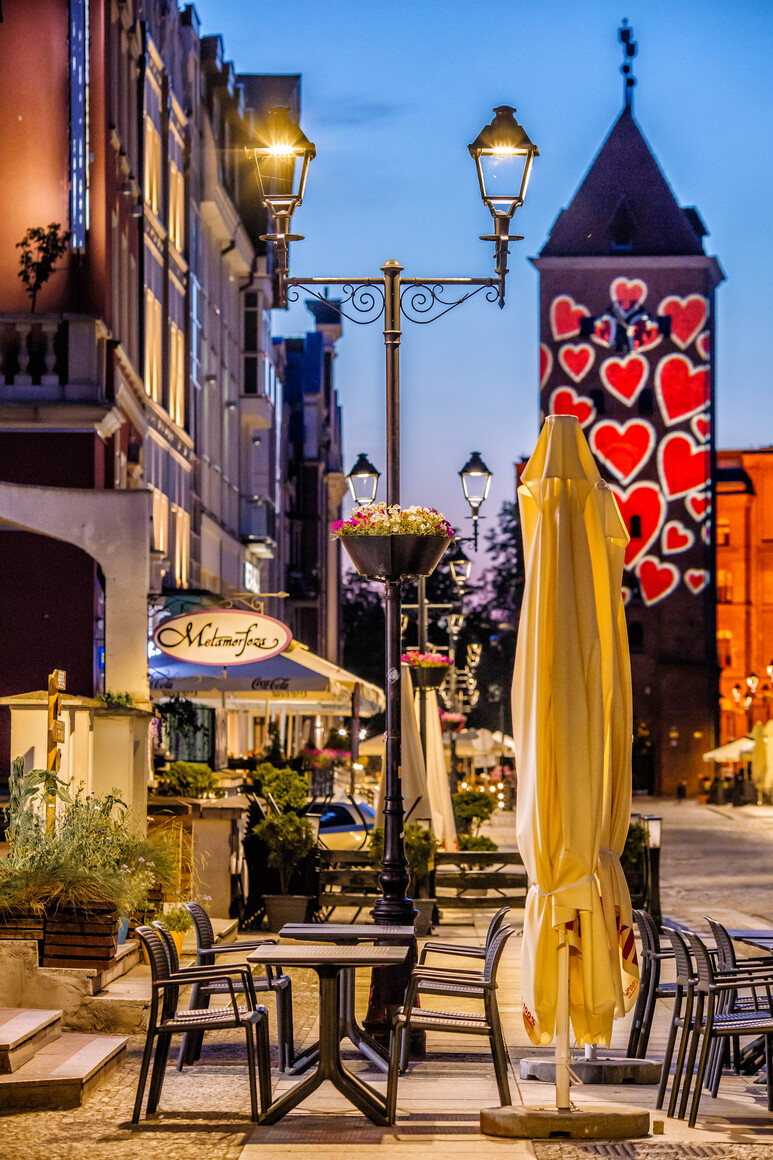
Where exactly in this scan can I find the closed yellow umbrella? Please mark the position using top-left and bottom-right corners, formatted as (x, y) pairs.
(513, 414), (619, 1107)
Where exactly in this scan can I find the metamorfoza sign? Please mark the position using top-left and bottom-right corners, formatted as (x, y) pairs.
(153, 610), (292, 667)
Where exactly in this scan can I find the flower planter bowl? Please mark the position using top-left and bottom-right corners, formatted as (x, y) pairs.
(263, 894), (314, 932)
(341, 534), (451, 581)
(410, 666), (450, 690)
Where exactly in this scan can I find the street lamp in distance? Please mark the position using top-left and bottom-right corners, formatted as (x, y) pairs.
(346, 453), (381, 507)
(459, 451), (493, 549)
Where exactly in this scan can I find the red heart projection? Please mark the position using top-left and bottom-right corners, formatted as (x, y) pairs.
(558, 343), (594, 383)
(686, 493), (711, 522)
(600, 354), (649, 406)
(661, 519), (695, 555)
(631, 318), (662, 353)
(696, 331), (710, 361)
(655, 354), (709, 426)
(540, 343), (553, 389)
(590, 419), (655, 484)
(549, 386), (595, 427)
(592, 316), (613, 347)
(684, 569), (709, 594)
(637, 556), (680, 606)
(610, 481), (666, 568)
(622, 586), (632, 606)
(611, 277), (647, 312)
(550, 295), (590, 341)
(701, 520), (711, 544)
(658, 432), (710, 499)
(691, 414), (710, 443)
(658, 294), (708, 350)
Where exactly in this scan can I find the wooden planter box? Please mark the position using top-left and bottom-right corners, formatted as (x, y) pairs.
(0, 907), (46, 963)
(42, 905), (119, 970)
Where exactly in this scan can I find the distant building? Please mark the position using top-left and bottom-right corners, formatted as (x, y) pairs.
(716, 449), (773, 741)
(532, 70), (723, 794)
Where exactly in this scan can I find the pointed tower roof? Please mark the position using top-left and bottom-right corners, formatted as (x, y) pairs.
(540, 108), (707, 258)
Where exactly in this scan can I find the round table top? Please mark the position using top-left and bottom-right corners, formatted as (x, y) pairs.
(280, 923), (414, 942)
(246, 943), (408, 967)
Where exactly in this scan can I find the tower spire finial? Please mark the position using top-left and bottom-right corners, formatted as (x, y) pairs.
(618, 18), (637, 110)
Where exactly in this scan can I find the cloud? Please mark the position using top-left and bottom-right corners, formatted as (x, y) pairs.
(315, 97), (409, 127)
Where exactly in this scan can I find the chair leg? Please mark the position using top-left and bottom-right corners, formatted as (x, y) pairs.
(399, 1016), (410, 1074)
(146, 1033), (172, 1115)
(244, 1022), (259, 1123)
(132, 1029), (157, 1124)
(626, 957), (650, 1057)
(766, 1035), (773, 1113)
(255, 1010), (272, 1114)
(678, 994), (704, 1121)
(637, 959), (661, 1058)
(667, 989), (694, 1119)
(386, 1021), (402, 1125)
(656, 986), (682, 1110)
(276, 981), (295, 1072)
(689, 1022), (716, 1129)
(487, 999), (512, 1106)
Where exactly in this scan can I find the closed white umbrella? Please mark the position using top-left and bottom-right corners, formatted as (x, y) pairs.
(376, 664), (430, 826)
(416, 688), (458, 848)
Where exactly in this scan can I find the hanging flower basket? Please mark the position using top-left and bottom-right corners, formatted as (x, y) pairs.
(332, 504), (453, 581)
(402, 652), (453, 689)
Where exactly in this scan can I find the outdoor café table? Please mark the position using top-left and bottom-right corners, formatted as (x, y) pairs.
(247, 943), (407, 1124)
(726, 929), (773, 952)
(279, 923), (414, 1074)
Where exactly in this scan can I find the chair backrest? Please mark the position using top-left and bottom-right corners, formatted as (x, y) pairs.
(705, 917), (737, 971)
(184, 901), (216, 957)
(685, 931), (715, 992)
(486, 906), (512, 948)
(152, 920), (181, 974)
(634, 908), (662, 958)
(136, 925), (179, 1021)
(483, 923), (518, 983)
(663, 926), (695, 987)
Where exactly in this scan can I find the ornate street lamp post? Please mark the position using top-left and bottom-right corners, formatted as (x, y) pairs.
(459, 451), (493, 549)
(250, 104), (536, 1026)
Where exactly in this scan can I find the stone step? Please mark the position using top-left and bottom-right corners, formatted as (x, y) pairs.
(0, 1008), (62, 1073)
(0, 1032), (127, 1112)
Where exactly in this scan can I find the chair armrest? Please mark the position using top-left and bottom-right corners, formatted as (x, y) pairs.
(415, 977), (495, 993)
(418, 942), (486, 965)
(197, 939), (278, 958)
(155, 966), (251, 989)
(411, 966), (485, 981)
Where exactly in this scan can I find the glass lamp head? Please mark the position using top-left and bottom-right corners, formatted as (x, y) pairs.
(251, 106), (316, 218)
(469, 105), (538, 222)
(459, 451), (493, 514)
(346, 452), (380, 506)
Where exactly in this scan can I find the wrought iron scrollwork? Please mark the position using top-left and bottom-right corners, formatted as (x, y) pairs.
(287, 281), (385, 326)
(400, 281), (498, 325)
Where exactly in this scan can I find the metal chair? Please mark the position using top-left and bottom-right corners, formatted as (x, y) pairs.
(386, 924), (516, 1121)
(418, 905), (511, 966)
(681, 931), (773, 1128)
(132, 925), (272, 1124)
(658, 926), (698, 1117)
(627, 908), (676, 1058)
(182, 901), (295, 1071)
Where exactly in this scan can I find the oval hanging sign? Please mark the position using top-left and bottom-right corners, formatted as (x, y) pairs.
(153, 610), (292, 667)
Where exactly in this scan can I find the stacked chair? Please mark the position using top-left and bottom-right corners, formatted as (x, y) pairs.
(627, 908), (677, 1058)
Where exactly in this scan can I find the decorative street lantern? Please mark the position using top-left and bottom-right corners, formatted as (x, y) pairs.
(468, 104), (539, 223)
(447, 542), (473, 589)
(459, 451), (493, 548)
(346, 452), (381, 506)
(250, 106), (315, 219)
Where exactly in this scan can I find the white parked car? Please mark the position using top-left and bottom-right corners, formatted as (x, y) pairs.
(305, 799), (375, 851)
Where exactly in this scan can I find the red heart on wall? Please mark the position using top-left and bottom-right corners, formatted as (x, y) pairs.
(549, 386), (596, 427)
(691, 414), (710, 443)
(540, 343), (553, 389)
(600, 354), (649, 405)
(701, 519), (711, 543)
(655, 354), (709, 426)
(610, 481), (666, 568)
(637, 556), (680, 606)
(658, 294), (708, 350)
(696, 331), (710, 361)
(550, 295), (590, 341)
(632, 318), (661, 352)
(621, 586), (631, 606)
(558, 343), (594, 383)
(662, 519), (695, 555)
(658, 432), (710, 499)
(686, 493), (711, 522)
(611, 276), (647, 312)
(590, 419), (655, 484)
(684, 569), (709, 594)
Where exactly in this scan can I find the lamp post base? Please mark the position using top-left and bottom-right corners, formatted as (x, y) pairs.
(481, 1103), (650, 1140)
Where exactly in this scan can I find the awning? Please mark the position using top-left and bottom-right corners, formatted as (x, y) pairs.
(149, 641), (385, 715)
(702, 736), (754, 764)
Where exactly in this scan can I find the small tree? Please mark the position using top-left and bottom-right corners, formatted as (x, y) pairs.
(452, 789), (496, 836)
(253, 814), (316, 894)
(16, 223), (70, 312)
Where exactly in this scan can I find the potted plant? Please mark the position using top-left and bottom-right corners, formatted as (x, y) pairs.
(452, 788), (496, 837)
(161, 903), (194, 960)
(253, 813), (317, 929)
(331, 503), (453, 580)
(621, 821), (649, 909)
(402, 651), (453, 689)
(368, 823), (440, 936)
(155, 760), (220, 798)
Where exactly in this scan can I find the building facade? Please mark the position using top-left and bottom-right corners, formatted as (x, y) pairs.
(533, 100), (723, 794)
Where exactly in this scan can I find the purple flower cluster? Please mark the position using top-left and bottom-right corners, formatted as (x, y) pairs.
(401, 652), (453, 667)
(330, 502), (453, 538)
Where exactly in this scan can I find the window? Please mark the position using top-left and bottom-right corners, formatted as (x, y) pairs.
(717, 569), (733, 603)
(169, 321), (185, 426)
(638, 389), (654, 416)
(144, 290), (162, 402)
(716, 519), (730, 547)
(169, 161), (184, 251)
(629, 514), (642, 539)
(144, 116), (161, 214)
(151, 488), (168, 554)
(171, 504), (190, 587)
(717, 630), (733, 668)
(589, 388), (605, 415)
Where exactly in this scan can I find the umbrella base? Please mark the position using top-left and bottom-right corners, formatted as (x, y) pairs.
(481, 1103), (650, 1140)
(520, 1055), (661, 1085)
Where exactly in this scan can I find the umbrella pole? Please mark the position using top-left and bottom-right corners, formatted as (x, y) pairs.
(555, 928), (571, 1111)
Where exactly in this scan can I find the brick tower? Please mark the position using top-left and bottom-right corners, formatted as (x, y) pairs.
(532, 25), (724, 794)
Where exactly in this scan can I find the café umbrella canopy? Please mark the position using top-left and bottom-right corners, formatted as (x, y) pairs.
(513, 414), (619, 1110)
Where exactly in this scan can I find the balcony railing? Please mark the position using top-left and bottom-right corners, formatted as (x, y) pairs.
(0, 314), (109, 402)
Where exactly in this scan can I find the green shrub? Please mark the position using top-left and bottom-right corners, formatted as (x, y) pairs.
(621, 822), (648, 874)
(257, 765), (308, 814)
(452, 789), (496, 836)
(162, 904), (193, 933)
(458, 834), (499, 853)
(253, 813), (316, 894)
(369, 823), (440, 891)
(156, 761), (219, 798)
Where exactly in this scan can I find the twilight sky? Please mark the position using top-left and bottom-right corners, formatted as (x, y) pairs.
(194, 0), (773, 556)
